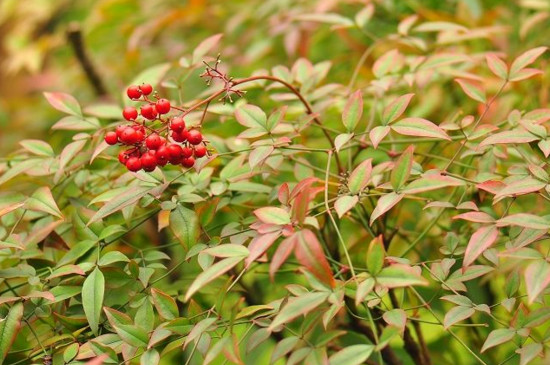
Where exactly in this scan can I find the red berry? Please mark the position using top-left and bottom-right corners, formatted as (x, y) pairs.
(182, 157), (195, 168)
(156, 99), (171, 114)
(105, 131), (118, 145)
(126, 157), (142, 172)
(182, 146), (193, 158)
(139, 83), (153, 96)
(167, 144), (183, 159)
(127, 85), (142, 100)
(122, 106), (138, 121)
(156, 146), (170, 166)
(140, 104), (158, 120)
(194, 145), (207, 158)
(134, 129), (145, 143)
(118, 151), (130, 164)
(141, 153), (157, 172)
(120, 127), (138, 144)
(115, 125), (126, 139)
(171, 130), (186, 142)
(187, 129), (203, 145)
(146, 134), (163, 150)
(170, 117), (185, 132)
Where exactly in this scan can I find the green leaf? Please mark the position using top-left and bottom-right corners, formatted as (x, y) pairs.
(334, 133), (354, 153)
(183, 317), (217, 349)
(347, 158), (372, 194)
(334, 195), (359, 218)
(391, 118), (450, 140)
(25, 186), (63, 218)
(443, 306), (475, 329)
(525, 259), (550, 303)
(369, 126), (390, 149)
(98, 251), (129, 266)
(203, 244), (249, 258)
(235, 104), (268, 130)
(192, 34), (223, 65)
(19, 140), (54, 157)
(455, 79), (486, 103)
(268, 292), (329, 330)
(342, 90), (363, 132)
(253, 207), (291, 225)
(151, 288), (179, 320)
(184, 256), (243, 301)
(367, 235), (385, 275)
(486, 54), (508, 80)
(115, 324), (149, 347)
(402, 174), (465, 194)
(516, 343), (543, 365)
(88, 186), (152, 225)
(480, 130), (540, 147)
(370, 193), (404, 225)
(271, 336), (300, 363)
(170, 204), (199, 250)
(141, 349), (160, 365)
(383, 93), (414, 124)
(391, 145), (414, 191)
(63, 343), (79, 363)
(497, 214), (550, 230)
(82, 267), (105, 336)
(376, 264), (428, 288)
(44, 92), (82, 116)
(481, 328), (515, 352)
(0, 302), (24, 365)
(295, 13), (354, 27)
(57, 240), (97, 267)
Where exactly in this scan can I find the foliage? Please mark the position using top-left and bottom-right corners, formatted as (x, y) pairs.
(1, 1), (550, 364)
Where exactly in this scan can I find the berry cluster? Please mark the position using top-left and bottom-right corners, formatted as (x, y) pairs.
(104, 84), (209, 172)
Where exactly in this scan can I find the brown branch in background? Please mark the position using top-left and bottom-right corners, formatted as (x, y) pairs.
(66, 22), (108, 97)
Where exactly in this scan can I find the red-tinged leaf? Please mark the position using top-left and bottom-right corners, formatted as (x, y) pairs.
(448, 265), (495, 282)
(19, 139), (54, 157)
(373, 49), (404, 78)
(203, 244), (249, 258)
(183, 317), (217, 349)
(245, 232), (280, 267)
(270, 235), (297, 281)
(25, 186), (63, 218)
(494, 178), (547, 199)
(334, 133), (354, 152)
(376, 264), (428, 288)
(278, 183), (290, 205)
(170, 204), (199, 250)
(342, 90), (363, 132)
(291, 183), (313, 225)
(334, 195), (359, 218)
(383, 93), (414, 124)
(267, 291), (329, 330)
(140, 349), (160, 365)
(485, 54), (508, 80)
(369, 126), (390, 149)
(254, 207), (291, 225)
(348, 158), (372, 194)
(509, 47), (547, 78)
(443, 306), (475, 329)
(294, 229), (335, 288)
(85, 354), (108, 365)
(47, 265), (85, 280)
(151, 288), (179, 320)
(184, 256), (244, 301)
(0, 302), (24, 363)
(0, 201), (25, 218)
(481, 328), (516, 352)
(497, 214), (550, 229)
(525, 259), (550, 303)
(391, 118), (450, 140)
(192, 33), (223, 65)
(391, 145), (414, 191)
(477, 180), (506, 194)
(403, 174), (465, 194)
(538, 140), (550, 157)
(366, 235), (385, 275)
(370, 193), (404, 225)
(382, 309), (407, 332)
(329, 345), (374, 365)
(509, 68), (543, 82)
(88, 186), (152, 225)
(455, 79), (486, 103)
(289, 177), (318, 200)
(453, 212), (495, 223)
(479, 130), (539, 146)
(516, 343), (543, 365)
(463, 225), (499, 267)
(44, 92), (82, 116)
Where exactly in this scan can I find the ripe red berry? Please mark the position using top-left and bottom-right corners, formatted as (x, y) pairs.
(105, 131), (118, 145)
(120, 127), (138, 144)
(194, 145), (207, 158)
(170, 117), (185, 132)
(127, 85), (142, 100)
(156, 146), (170, 166)
(140, 104), (158, 120)
(187, 129), (203, 145)
(139, 83), (153, 96)
(171, 130), (186, 142)
(141, 153), (157, 172)
(122, 106), (138, 121)
(156, 99), (171, 114)
(134, 129), (145, 143)
(182, 157), (195, 168)
(115, 125), (126, 139)
(118, 151), (130, 164)
(126, 157), (142, 172)
(145, 134), (163, 150)
(167, 144), (183, 159)
(182, 146), (193, 158)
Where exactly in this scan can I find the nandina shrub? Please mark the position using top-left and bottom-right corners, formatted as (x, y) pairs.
(1, 2), (550, 365)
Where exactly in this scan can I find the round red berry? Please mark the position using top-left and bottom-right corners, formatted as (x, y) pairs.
(182, 157), (195, 168)
(194, 145), (207, 158)
(145, 134), (163, 150)
(187, 129), (203, 145)
(105, 131), (118, 145)
(120, 127), (138, 144)
(167, 144), (183, 159)
(182, 146), (193, 158)
(122, 106), (138, 121)
(115, 125), (126, 139)
(171, 130), (186, 142)
(134, 129), (145, 143)
(126, 157), (142, 172)
(141, 153), (157, 172)
(127, 85), (142, 100)
(170, 117), (185, 132)
(156, 99), (171, 114)
(140, 104), (158, 120)
(118, 151), (130, 164)
(156, 146), (170, 166)
(139, 83), (153, 96)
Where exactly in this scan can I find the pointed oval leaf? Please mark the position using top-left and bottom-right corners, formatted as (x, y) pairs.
(391, 145), (414, 191)
(486, 54), (508, 80)
(334, 195), (359, 218)
(151, 288), (179, 320)
(348, 158), (372, 194)
(481, 328), (515, 352)
(342, 90), (363, 132)
(170, 204), (199, 250)
(443, 306), (475, 329)
(0, 302), (24, 364)
(497, 214), (550, 229)
(463, 225), (499, 267)
(82, 267), (105, 336)
(44, 92), (82, 116)
(383, 93), (414, 124)
(509, 47), (547, 79)
(369, 126), (390, 149)
(329, 344), (374, 365)
(295, 230), (335, 288)
(370, 193), (404, 225)
(376, 264), (428, 288)
(268, 292), (329, 330)
(392, 118), (450, 140)
(525, 259), (550, 304)
(184, 256), (243, 301)
(254, 207), (291, 225)
(455, 79), (486, 103)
